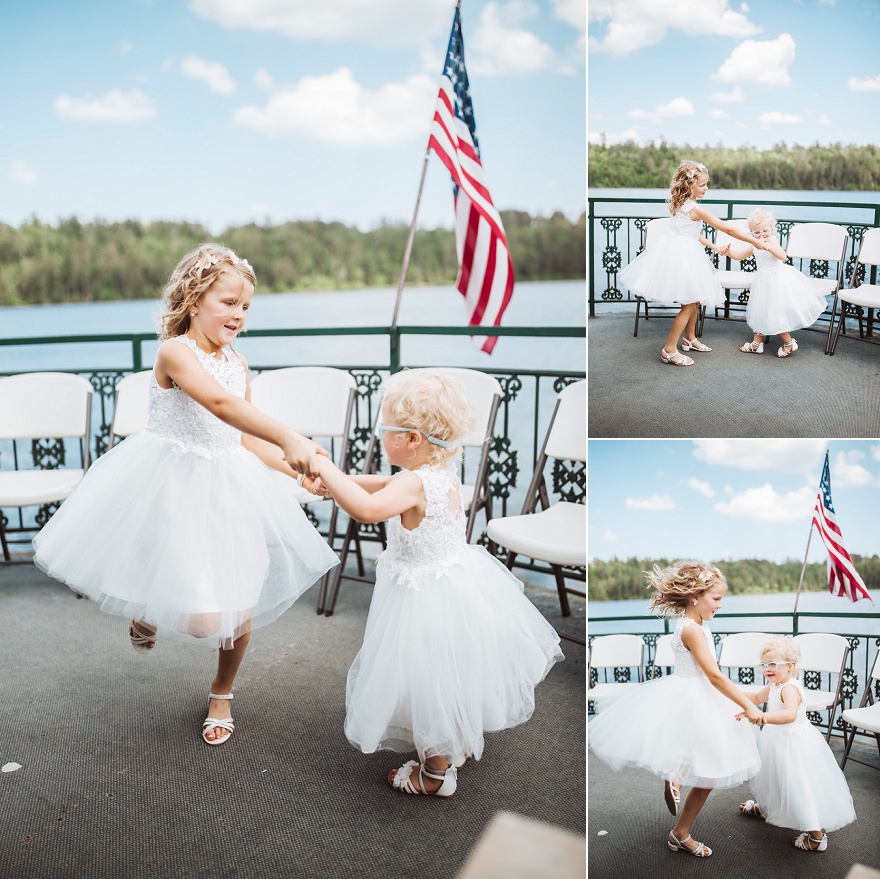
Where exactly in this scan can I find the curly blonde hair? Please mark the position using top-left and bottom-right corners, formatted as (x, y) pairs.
(158, 243), (257, 341)
(380, 370), (477, 466)
(760, 635), (800, 665)
(667, 160), (709, 215)
(646, 559), (726, 617)
(748, 209), (777, 234)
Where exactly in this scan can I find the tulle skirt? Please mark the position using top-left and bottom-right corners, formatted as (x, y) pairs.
(33, 432), (339, 649)
(745, 265), (829, 335)
(344, 546), (564, 763)
(589, 673), (761, 788)
(750, 721), (855, 831)
(618, 233), (723, 308)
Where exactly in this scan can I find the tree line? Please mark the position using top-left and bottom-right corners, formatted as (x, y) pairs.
(588, 556), (880, 602)
(588, 142), (880, 191)
(0, 211), (586, 307)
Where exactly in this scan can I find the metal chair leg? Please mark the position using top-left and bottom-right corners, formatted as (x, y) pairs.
(553, 564), (572, 617)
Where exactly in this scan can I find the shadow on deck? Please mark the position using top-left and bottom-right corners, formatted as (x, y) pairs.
(0, 553), (585, 879)
(588, 313), (880, 438)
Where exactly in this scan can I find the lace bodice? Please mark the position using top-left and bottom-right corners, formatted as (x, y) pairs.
(753, 242), (785, 273)
(378, 464), (469, 588)
(145, 336), (246, 457)
(669, 199), (702, 241)
(767, 679), (809, 725)
(671, 617), (715, 678)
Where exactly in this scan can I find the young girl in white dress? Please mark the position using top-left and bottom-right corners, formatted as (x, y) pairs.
(726, 210), (829, 358)
(588, 561), (762, 858)
(306, 370), (564, 797)
(33, 244), (339, 745)
(736, 636), (855, 851)
(619, 160), (764, 366)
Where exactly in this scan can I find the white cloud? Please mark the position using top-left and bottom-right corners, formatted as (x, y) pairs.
(233, 68), (435, 146)
(588, 127), (642, 145)
(816, 113), (832, 126)
(832, 450), (875, 488)
(54, 88), (156, 122)
(624, 493), (675, 511)
(181, 55), (236, 95)
(189, 0), (450, 46)
(9, 160), (37, 185)
(847, 74), (880, 91)
(601, 529), (617, 541)
(758, 111), (803, 126)
(709, 108), (727, 119)
(687, 478), (715, 498)
(711, 86), (745, 103)
(871, 444), (880, 462)
(118, 39), (134, 55)
(551, 0), (586, 50)
(692, 440), (827, 473)
(469, 2), (556, 76)
(628, 97), (694, 124)
(254, 68), (275, 91)
(589, 0), (759, 57)
(713, 33), (796, 87)
(713, 483), (815, 523)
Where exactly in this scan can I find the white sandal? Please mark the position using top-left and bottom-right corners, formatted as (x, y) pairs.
(777, 339), (798, 358)
(739, 340), (764, 354)
(739, 799), (764, 818)
(388, 760), (457, 797)
(129, 621), (157, 654)
(792, 832), (827, 852)
(202, 692), (234, 746)
(682, 338), (712, 352)
(660, 349), (694, 366)
(667, 831), (712, 858)
(664, 780), (680, 816)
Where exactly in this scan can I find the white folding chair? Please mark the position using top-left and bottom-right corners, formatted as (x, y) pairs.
(840, 647), (880, 772)
(320, 368), (503, 617)
(650, 633), (676, 679)
(631, 217), (706, 337)
(793, 632), (850, 742)
(827, 227), (880, 355)
(718, 632), (773, 696)
(588, 634), (645, 702)
(249, 367), (357, 611)
(487, 381), (585, 641)
(108, 370), (152, 448)
(0, 372), (93, 561)
(712, 219), (754, 319)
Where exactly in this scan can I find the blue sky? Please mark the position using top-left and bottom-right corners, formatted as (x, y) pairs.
(1, 0), (585, 233)
(589, 440), (880, 564)
(588, 0), (880, 150)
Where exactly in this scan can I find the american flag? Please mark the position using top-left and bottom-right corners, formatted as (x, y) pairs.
(428, 7), (514, 354)
(811, 451), (873, 603)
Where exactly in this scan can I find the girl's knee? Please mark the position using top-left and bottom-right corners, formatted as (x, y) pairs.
(188, 612), (221, 639)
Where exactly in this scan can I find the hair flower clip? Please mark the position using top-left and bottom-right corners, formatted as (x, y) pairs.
(193, 252), (221, 275)
(698, 569), (713, 582)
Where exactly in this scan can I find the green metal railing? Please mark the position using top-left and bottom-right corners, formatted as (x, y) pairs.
(588, 196), (880, 317)
(587, 612), (880, 741)
(0, 324), (585, 573)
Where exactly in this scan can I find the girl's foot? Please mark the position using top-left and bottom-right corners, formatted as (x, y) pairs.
(739, 800), (764, 818)
(667, 831), (712, 858)
(388, 760), (457, 797)
(792, 832), (827, 852)
(739, 340), (764, 354)
(777, 339), (798, 358)
(681, 338), (712, 352)
(660, 349), (694, 366)
(202, 692), (235, 745)
(129, 620), (157, 654)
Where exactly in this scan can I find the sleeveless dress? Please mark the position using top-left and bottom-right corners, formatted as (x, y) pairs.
(588, 617), (761, 788)
(749, 679), (855, 831)
(343, 463), (564, 764)
(744, 242), (829, 335)
(33, 335), (339, 649)
(618, 199), (723, 308)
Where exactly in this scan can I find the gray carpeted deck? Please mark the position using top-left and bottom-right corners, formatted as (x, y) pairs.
(588, 312), (880, 438)
(0, 557), (585, 879)
(588, 735), (880, 878)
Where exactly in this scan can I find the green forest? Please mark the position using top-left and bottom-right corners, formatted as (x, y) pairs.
(0, 211), (586, 307)
(588, 556), (880, 601)
(588, 142), (880, 191)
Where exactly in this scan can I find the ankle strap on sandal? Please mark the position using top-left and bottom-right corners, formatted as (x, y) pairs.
(421, 764), (452, 781)
(209, 692), (234, 700)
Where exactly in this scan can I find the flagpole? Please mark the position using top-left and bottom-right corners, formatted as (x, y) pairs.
(390, 0), (463, 330)
(792, 526), (814, 620)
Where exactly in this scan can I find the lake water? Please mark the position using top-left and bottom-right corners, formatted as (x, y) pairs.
(0, 279), (585, 374)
